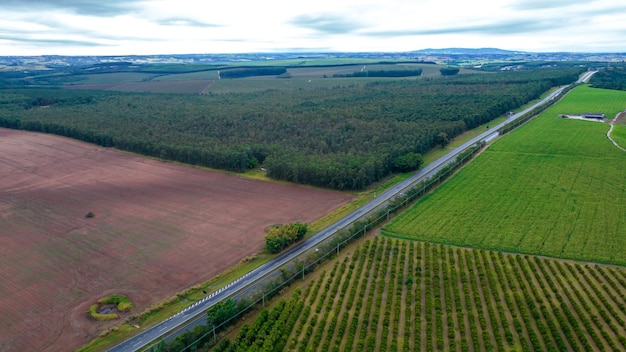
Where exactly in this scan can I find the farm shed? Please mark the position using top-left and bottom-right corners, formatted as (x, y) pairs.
(582, 112), (605, 120)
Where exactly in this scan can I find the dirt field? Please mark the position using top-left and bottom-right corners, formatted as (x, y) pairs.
(0, 128), (354, 352)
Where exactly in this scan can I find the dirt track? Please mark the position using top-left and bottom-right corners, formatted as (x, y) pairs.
(0, 128), (354, 352)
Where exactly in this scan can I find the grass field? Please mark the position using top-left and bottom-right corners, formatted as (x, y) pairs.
(200, 64), (479, 94)
(553, 85), (626, 118)
(612, 124), (626, 148)
(64, 69), (419, 94)
(62, 62), (480, 94)
(67, 72), (156, 85)
(152, 70), (220, 81)
(283, 63), (450, 79)
(383, 85), (626, 265)
(224, 58), (400, 67)
(214, 237), (626, 352)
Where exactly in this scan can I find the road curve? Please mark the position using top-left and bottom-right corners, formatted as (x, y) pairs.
(107, 71), (595, 352)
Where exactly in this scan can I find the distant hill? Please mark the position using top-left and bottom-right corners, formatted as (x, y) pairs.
(411, 48), (526, 55)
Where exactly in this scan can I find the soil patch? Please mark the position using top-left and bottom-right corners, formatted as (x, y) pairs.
(0, 128), (354, 352)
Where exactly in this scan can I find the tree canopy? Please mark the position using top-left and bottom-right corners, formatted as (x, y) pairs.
(589, 68), (626, 91)
(264, 222), (308, 254)
(0, 67), (583, 190)
(440, 67), (460, 76)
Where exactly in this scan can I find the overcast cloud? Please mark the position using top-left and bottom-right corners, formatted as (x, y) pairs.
(0, 0), (624, 55)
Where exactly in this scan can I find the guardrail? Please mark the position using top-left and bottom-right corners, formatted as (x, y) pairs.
(116, 76), (586, 352)
(148, 143), (486, 351)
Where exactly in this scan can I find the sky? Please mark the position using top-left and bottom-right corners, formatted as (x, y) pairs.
(1, 0), (625, 56)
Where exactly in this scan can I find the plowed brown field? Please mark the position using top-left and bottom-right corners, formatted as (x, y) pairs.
(0, 128), (354, 352)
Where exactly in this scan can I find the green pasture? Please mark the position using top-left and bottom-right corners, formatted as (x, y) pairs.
(383, 84), (626, 265)
(104, 80), (212, 94)
(239, 58), (389, 67)
(199, 62), (469, 94)
(153, 70), (220, 81)
(285, 64), (380, 78)
(554, 85), (626, 117)
(612, 124), (626, 148)
(67, 72), (156, 85)
(153, 60), (440, 81)
(134, 64), (222, 73)
(63, 62), (464, 94)
(285, 63), (445, 79)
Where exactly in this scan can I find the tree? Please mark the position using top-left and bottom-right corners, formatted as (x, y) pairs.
(265, 222), (308, 254)
(264, 230), (286, 254)
(437, 131), (450, 146)
(440, 67), (460, 76)
(151, 340), (166, 352)
(206, 298), (238, 328)
(392, 152), (423, 172)
(0, 67), (583, 190)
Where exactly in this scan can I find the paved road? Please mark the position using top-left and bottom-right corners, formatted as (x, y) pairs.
(107, 72), (595, 352)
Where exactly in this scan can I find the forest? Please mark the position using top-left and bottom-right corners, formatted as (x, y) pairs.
(219, 67), (287, 79)
(0, 67), (583, 190)
(589, 67), (626, 90)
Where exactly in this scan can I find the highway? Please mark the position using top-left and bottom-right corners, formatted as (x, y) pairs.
(107, 71), (594, 352)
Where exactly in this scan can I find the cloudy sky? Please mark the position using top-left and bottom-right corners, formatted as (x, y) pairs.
(1, 0), (625, 56)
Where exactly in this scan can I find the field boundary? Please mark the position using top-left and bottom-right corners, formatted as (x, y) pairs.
(193, 237), (626, 352)
(382, 81), (626, 267)
(140, 143), (495, 351)
(112, 79), (582, 351)
(608, 123), (626, 151)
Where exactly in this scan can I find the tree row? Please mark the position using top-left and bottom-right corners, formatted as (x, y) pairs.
(0, 67), (583, 189)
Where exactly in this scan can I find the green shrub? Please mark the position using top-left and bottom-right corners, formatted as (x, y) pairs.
(265, 222), (308, 253)
(98, 294), (133, 311)
(88, 304), (118, 321)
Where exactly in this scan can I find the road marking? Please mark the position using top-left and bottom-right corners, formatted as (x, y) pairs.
(110, 79), (590, 351)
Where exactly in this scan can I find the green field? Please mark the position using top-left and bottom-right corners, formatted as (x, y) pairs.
(612, 124), (626, 148)
(153, 70), (220, 81)
(207, 237), (626, 352)
(89, 79), (214, 94)
(383, 85), (626, 265)
(73, 63), (463, 94)
(284, 63), (453, 79)
(124, 64), (456, 94)
(65, 72), (156, 85)
(552, 85), (626, 117)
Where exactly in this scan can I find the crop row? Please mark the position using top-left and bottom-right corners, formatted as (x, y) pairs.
(212, 238), (626, 352)
(383, 83), (626, 267)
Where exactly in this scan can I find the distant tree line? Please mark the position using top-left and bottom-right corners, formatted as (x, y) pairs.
(220, 67), (287, 79)
(589, 68), (626, 91)
(440, 67), (460, 76)
(0, 67), (583, 190)
(333, 69), (422, 78)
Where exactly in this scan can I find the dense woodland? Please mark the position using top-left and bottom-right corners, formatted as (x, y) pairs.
(589, 67), (626, 91)
(0, 67), (583, 190)
(439, 67), (460, 76)
(219, 67), (287, 79)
